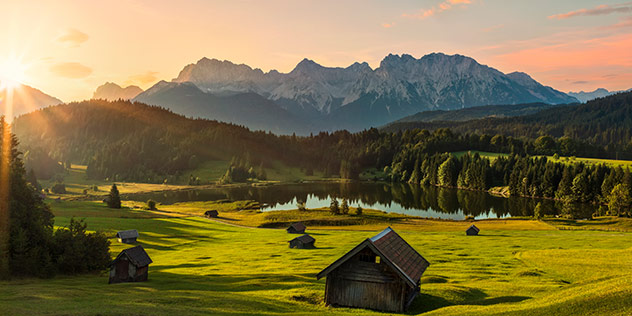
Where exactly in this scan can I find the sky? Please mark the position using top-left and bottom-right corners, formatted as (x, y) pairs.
(1, 0), (631, 101)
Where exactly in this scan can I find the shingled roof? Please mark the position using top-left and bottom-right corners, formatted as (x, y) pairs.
(288, 222), (306, 231)
(317, 227), (430, 287)
(114, 245), (153, 267)
(290, 234), (315, 244)
(467, 225), (480, 233)
(116, 229), (139, 239)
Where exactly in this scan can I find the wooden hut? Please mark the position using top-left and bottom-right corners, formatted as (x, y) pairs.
(316, 227), (430, 312)
(205, 210), (219, 218)
(289, 234), (315, 249)
(287, 222), (306, 234)
(109, 245), (153, 284)
(116, 229), (139, 243)
(466, 224), (480, 236)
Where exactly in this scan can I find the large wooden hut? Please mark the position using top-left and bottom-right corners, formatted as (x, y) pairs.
(289, 234), (315, 249)
(109, 245), (153, 284)
(287, 222), (306, 234)
(316, 227), (430, 312)
(205, 210), (219, 218)
(466, 224), (480, 236)
(116, 229), (139, 243)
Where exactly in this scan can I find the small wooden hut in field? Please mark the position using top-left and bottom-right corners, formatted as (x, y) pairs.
(116, 229), (139, 243)
(316, 227), (430, 312)
(289, 234), (315, 249)
(287, 222), (306, 234)
(466, 225), (480, 236)
(205, 210), (219, 218)
(109, 245), (153, 284)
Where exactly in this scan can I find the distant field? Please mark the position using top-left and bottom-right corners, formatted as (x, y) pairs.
(452, 151), (632, 169)
(451, 151), (508, 161)
(1, 198), (632, 315)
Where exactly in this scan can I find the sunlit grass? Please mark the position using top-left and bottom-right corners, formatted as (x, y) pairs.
(2, 204), (632, 315)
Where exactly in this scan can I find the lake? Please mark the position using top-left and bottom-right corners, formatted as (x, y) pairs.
(125, 182), (596, 220)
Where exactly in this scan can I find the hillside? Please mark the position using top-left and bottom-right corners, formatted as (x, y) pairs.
(385, 102), (559, 125)
(382, 91), (632, 157)
(1, 83), (62, 117)
(13, 99), (311, 182)
(134, 81), (307, 134)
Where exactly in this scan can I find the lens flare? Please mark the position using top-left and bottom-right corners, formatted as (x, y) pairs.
(0, 56), (28, 90)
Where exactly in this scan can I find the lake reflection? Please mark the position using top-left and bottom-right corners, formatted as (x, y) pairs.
(125, 182), (596, 220)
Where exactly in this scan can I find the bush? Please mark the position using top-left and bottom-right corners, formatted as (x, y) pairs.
(147, 200), (157, 210)
(356, 206), (363, 216)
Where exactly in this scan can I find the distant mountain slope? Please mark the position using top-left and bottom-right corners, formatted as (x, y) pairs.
(386, 102), (559, 125)
(170, 53), (577, 132)
(1, 83), (62, 117)
(93, 82), (143, 100)
(133, 81), (306, 134)
(568, 88), (631, 103)
(382, 91), (632, 149)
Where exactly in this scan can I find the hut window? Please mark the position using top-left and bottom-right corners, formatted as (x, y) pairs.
(359, 254), (374, 262)
(376, 256), (381, 264)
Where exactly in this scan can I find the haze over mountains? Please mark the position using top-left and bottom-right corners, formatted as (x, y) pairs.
(568, 88), (632, 103)
(93, 82), (143, 101)
(133, 52), (577, 134)
(1, 82), (62, 118)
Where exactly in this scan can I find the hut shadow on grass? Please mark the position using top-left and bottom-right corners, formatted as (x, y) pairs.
(408, 290), (531, 314)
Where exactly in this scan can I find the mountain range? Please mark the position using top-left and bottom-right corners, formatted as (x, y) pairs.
(93, 82), (143, 101)
(133, 53), (577, 133)
(567, 88), (632, 103)
(1, 82), (62, 118)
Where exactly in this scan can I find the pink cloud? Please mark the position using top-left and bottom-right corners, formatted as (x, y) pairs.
(490, 32), (632, 91)
(403, 0), (473, 19)
(549, 2), (632, 20)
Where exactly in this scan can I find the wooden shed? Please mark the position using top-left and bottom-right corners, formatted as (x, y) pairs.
(289, 234), (315, 249)
(116, 229), (139, 243)
(109, 245), (153, 284)
(466, 224), (480, 236)
(316, 227), (430, 312)
(205, 210), (219, 218)
(287, 222), (306, 234)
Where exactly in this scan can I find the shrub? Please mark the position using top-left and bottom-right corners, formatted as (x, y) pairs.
(147, 200), (157, 210)
(356, 206), (363, 216)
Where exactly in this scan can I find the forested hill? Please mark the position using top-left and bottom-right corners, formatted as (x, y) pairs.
(13, 100), (312, 182)
(386, 102), (560, 125)
(382, 91), (632, 156)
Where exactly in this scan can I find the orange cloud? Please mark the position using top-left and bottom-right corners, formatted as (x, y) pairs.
(57, 28), (89, 47)
(125, 71), (159, 86)
(50, 62), (93, 78)
(491, 32), (632, 91)
(549, 2), (632, 20)
(403, 0), (472, 19)
(381, 22), (395, 28)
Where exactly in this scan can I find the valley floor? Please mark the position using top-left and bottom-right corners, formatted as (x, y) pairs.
(2, 198), (632, 315)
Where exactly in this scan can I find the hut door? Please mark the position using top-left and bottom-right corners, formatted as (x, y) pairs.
(116, 259), (129, 280)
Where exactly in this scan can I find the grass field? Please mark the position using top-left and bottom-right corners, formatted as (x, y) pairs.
(2, 197), (632, 315)
(451, 150), (632, 169)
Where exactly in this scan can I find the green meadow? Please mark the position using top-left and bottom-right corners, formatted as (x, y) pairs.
(2, 198), (632, 315)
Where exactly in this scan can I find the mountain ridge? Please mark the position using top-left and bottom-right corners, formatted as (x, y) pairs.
(160, 52), (579, 133)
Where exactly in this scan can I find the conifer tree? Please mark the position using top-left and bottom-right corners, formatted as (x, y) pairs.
(107, 184), (121, 209)
(341, 198), (349, 214)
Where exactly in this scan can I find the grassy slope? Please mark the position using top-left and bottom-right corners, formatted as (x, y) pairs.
(1, 199), (632, 315)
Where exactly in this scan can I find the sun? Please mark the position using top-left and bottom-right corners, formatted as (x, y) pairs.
(0, 56), (29, 90)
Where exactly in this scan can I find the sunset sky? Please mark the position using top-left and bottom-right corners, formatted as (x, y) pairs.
(1, 0), (631, 101)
